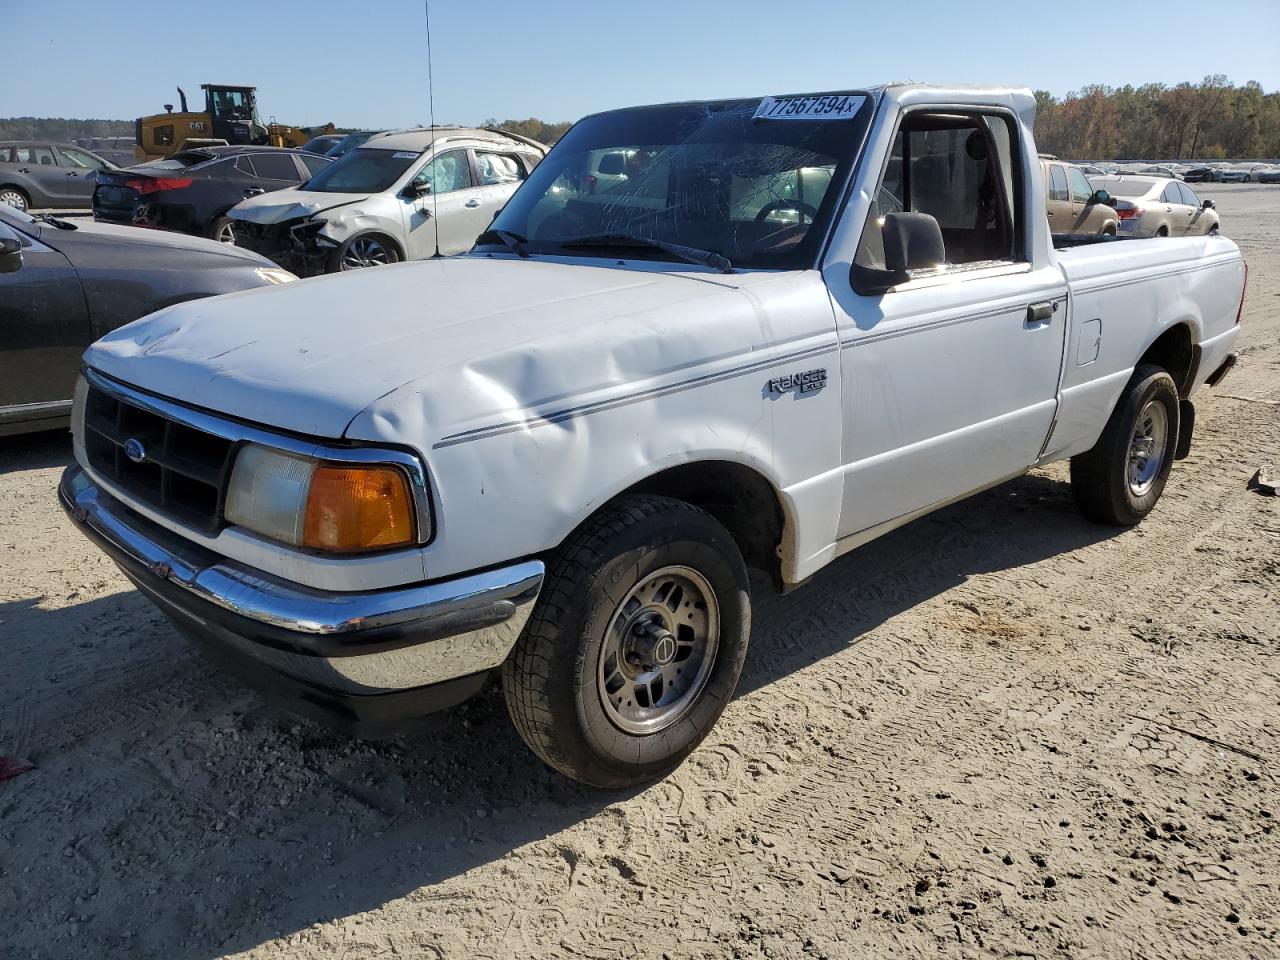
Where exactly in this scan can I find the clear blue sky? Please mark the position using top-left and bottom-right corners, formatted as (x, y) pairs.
(6, 0), (1279, 126)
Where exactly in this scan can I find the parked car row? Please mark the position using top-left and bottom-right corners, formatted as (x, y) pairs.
(1075, 159), (1280, 183)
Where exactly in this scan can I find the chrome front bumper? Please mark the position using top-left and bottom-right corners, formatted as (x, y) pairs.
(60, 465), (543, 725)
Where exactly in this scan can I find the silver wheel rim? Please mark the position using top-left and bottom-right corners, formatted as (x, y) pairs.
(597, 565), (719, 735)
(214, 221), (235, 244)
(0, 190), (27, 211)
(1128, 400), (1169, 497)
(341, 236), (391, 270)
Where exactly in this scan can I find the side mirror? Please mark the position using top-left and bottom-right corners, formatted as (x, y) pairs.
(1202, 199), (1215, 210)
(1089, 189), (1114, 207)
(882, 212), (945, 275)
(409, 179), (431, 197)
(0, 235), (22, 274)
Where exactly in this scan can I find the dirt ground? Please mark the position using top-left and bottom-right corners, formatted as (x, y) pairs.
(2, 184), (1278, 960)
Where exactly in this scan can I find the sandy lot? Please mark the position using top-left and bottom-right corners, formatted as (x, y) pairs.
(2, 185), (1278, 960)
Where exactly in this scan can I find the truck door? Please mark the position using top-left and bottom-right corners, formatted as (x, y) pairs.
(824, 108), (1069, 539)
(401, 148), (484, 258)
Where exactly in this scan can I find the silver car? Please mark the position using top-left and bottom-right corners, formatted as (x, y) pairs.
(228, 127), (546, 274)
(1089, 176), (1220, 238)
(1217, 162), (1270, 183)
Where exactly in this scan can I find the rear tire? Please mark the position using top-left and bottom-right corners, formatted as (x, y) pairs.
(1070, 363), (1179, 526)
(209, 216), (237, 244)
(0, 187), (30, 212)
(502, 495), (751, 788)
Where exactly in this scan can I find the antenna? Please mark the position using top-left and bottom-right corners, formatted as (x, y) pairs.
(425, 0), (442, 258)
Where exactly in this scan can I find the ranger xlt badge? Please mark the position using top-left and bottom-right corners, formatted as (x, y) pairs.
(767, 368), (827, 396)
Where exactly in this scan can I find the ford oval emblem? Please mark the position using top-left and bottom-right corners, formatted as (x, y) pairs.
(123, 438), (147, 464)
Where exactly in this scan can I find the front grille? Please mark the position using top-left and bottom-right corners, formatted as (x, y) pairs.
(83, 384), (236, 533)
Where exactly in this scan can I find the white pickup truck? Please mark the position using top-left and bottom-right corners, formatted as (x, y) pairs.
(61, 84), (1246, 787)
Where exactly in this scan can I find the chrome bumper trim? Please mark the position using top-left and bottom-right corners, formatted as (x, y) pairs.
(60, 465), (543, 692)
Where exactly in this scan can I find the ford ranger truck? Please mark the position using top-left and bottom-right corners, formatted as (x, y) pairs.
(60, 84), (1246, 788)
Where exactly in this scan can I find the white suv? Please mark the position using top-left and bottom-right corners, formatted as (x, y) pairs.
(229, 128), (546, 273)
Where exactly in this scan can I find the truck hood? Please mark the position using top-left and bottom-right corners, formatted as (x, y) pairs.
(229, 188), (371, 224)
(84, 256), (790, 440)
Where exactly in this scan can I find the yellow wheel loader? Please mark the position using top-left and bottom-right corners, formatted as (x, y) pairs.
(134, 84), (335, 161)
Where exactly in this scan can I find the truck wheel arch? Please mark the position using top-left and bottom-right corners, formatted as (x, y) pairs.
(1138, 322), (1199, 397)
(611, 460), (794, 591)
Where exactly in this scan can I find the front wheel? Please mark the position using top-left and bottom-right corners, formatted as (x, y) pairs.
(502, 495), (751, 788)
(331, 233), (399, 272)
(1070, 363), (1179, 526)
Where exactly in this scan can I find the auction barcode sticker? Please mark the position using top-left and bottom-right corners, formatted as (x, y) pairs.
(754, 94), (865, 121)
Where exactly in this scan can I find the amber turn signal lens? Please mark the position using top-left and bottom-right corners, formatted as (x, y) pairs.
(302, 465), (415, 552)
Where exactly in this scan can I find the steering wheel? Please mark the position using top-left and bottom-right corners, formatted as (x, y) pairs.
(754, 199), (819, 224)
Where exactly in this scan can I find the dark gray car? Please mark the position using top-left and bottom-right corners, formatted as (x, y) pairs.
(0, 141), (115, 211)
(0, 203), (295, 435)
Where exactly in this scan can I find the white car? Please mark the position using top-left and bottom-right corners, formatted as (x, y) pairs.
(62, 84), (1246, 787)
(229, 127), (546, 273)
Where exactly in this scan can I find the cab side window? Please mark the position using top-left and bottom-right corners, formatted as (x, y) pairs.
(413, 150), (473, 194)
(852, 110), (1023, 288)
(1177, 182), (1200, 206)
(1161, 183), (1182, 204)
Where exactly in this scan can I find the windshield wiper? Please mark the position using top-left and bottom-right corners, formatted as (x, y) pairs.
(36, 213), (78, 231)
(558, 234), (733, 273)
(475, 228), (529, 258)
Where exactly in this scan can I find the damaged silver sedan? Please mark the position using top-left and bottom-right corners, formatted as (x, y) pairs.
(228, 127), (546, 274)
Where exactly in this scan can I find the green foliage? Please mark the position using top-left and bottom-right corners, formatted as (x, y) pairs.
(481, 117), (573, 145)
(1034, 76), (1280, 160)
(0, 117), (134, 143)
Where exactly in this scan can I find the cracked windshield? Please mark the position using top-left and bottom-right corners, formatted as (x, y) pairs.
(482, 96), (872, 269)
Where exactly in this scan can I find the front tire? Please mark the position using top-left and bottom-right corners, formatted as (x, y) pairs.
(1070, 363), (1179, 526)
(502, 495), (751, 788)
(330, 233), (399, 272)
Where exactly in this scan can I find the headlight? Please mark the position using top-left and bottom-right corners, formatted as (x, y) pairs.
(225, 444), (420, 552)
(255, 266), (298, 285)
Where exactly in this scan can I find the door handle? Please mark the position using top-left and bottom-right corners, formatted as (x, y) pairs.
(17, 167), (30, 173)
(1026, 301), (1054, 325)
(464, 198), (481, 208)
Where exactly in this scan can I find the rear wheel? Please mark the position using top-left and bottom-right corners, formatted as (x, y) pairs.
(331, 233), (399, 272)
(1070, 363), (1179, 526)
(0, 187), (30, 212)
(209, 216), (236, 244)
(502, 495), (751, 788)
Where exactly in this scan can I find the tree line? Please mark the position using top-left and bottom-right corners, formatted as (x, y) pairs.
(1034, 76), (1280, 161)
(0, 117), (134, 142)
